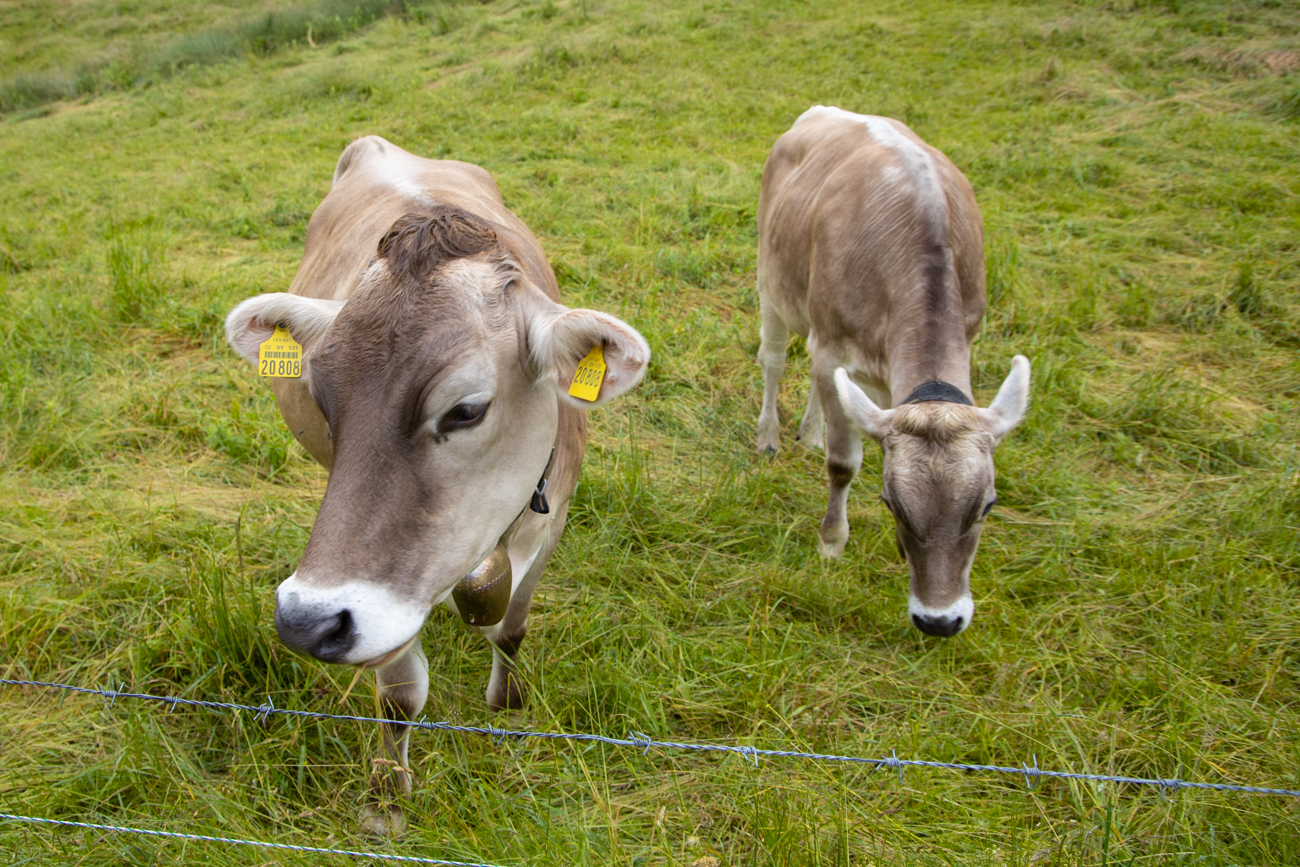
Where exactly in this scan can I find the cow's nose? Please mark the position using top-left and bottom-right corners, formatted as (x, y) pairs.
(911, 612), (965, 638)
(275, 603), (356, 662)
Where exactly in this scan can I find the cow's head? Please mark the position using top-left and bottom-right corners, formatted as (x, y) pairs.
(226, 209), (649, 667)
(834, 357), (1029, 637)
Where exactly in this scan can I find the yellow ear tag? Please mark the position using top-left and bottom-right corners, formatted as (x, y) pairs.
(567, 343), (606, 402)
(258, 324), (303, 378)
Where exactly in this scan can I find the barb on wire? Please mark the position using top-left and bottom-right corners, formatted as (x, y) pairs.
(0, 812), (509, 867)
(99, 682), (124, 709)
(4, 677), (1300, 799)
(885, 749), (904, 783)
(629, 731), (655, 757)
(1023, 754), (1041, 791)
(256, 696), (276, 725)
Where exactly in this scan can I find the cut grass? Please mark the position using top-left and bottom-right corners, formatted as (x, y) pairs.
(2, 0), (1300, 864)
(0, 0), (411, 114)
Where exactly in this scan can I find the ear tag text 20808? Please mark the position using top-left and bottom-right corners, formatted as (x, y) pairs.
(259, 324), (303, 378)
(567, 344), (606, 402)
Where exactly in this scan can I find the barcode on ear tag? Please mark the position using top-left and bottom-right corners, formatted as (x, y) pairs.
(258, 324), (303, 378)
(567, 344), (606, 402)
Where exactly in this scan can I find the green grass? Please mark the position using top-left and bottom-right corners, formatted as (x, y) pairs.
(2, 0), (1299, 864)
(0, 0), (411, 114)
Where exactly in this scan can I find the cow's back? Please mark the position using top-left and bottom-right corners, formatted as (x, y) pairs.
(758, 107), (984, 379)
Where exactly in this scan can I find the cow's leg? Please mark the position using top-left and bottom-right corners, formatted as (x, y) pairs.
(360, 640), (429, 837)
(815, 357), (863, 559)
(479, 527), (557, 712)
(756, 297), (789, 455)
(795, 335), (824, 449)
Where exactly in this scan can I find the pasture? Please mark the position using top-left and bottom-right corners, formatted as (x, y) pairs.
(2, 0), (1299, 863)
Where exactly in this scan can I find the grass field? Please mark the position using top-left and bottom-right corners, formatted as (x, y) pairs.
(2, 0), (1299, 864)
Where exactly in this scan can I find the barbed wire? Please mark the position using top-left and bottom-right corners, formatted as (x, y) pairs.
(3, 677), (1299, 797)
(0, 812), (510, 866)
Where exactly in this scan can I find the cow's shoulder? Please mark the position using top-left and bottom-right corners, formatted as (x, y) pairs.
(765, 108), (885, 205)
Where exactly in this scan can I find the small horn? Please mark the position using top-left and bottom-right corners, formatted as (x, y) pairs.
(452, 543), (512, 627)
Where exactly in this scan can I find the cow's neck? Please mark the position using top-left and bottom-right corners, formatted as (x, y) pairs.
(884, 315), (972, 407)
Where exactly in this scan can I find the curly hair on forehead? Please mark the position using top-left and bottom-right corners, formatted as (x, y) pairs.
(890, 402), (980, 445)
(376, 207), (502, 284)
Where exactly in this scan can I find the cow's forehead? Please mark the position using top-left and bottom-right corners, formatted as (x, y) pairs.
(353, 256), (512, 327)
(324, 258), (515, 360)
(308, 257), (522, 422)
(886, 428), (992, 494)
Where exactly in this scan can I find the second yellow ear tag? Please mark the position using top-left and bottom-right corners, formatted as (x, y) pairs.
(258, 324), (303, 378)
(567, 344), (606, 402)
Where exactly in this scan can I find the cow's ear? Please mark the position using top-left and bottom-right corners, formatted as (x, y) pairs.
(530, 307), (650, 408)
(834, 368), (893, 441)
(977, 355), (1030, 443)
(225, 293), (343, 367)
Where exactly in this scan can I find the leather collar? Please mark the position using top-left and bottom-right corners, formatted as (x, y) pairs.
(900, 380), (973, 406)
(529, 447), (556, 514)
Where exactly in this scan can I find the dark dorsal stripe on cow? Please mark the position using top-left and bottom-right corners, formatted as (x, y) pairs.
(900, 380), (972, 407)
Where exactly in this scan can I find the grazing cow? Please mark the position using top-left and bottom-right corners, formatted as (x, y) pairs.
(755, 106), (1029, 638)
(225, 136), (649, 832)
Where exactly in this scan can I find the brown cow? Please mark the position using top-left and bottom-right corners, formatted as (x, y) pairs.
(755, 106), (1029, 638)
(225, 136), (649, 832)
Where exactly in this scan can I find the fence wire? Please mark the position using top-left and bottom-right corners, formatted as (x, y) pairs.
(4, 677), (1299, 798)
(0, 812), (510, 866)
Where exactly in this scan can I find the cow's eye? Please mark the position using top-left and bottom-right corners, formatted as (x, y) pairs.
(982, 498), (998, 517)
(436, 402), (488, 435)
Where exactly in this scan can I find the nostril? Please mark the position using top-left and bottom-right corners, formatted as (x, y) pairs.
(275, 603), (357, 662)
(313, 608), (355, 661)
(912, 613), (964, 638)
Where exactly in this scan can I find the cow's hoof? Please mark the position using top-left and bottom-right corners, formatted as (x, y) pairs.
(796, 424), (823, 450)
(817, 529), (848, 560)
(756, 425), (780, 455)
(360, 804), (407, 837)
